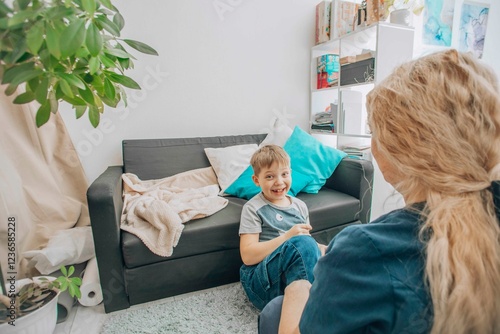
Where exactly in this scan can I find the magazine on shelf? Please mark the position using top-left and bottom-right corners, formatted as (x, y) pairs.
(317, 54), (340, 89)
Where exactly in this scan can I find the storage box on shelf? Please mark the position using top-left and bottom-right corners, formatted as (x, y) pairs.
(310, 22), (414, 151)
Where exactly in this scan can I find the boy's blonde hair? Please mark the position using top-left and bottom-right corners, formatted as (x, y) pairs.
(250, 145), (290, 176)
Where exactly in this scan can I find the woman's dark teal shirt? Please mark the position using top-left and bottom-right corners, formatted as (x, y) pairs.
(299, 206), (433, 334)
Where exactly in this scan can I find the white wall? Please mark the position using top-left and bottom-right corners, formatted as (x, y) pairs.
(61, 0), (500, 221)
(61, 0), (319, 182)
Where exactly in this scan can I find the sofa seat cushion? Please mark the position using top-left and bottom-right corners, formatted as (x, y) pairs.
(122, 190), (360, 269)
(298, 189), (360, 233)
(122, 198), (245, 269)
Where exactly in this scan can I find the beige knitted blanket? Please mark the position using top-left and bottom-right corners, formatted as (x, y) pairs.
(121, 167), (228, 257)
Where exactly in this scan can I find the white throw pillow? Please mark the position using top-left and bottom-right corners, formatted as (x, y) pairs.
(259, 118), (293, 147)
(204, 144), (258, 195)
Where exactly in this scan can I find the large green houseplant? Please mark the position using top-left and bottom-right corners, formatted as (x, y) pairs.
(0, 0), (158, 127)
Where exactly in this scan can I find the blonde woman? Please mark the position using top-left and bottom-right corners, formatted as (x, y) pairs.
(300, 49), (500, 333)
(260, 49), (500, 334)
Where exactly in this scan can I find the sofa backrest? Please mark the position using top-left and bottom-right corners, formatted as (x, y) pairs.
(122, 134), (266, 180)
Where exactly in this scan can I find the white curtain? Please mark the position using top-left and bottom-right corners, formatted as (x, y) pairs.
(0, 86), (90, 278)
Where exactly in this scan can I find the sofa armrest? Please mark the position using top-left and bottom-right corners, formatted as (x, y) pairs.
(87, 165), (130, 312)
(324, 158), (374, 224)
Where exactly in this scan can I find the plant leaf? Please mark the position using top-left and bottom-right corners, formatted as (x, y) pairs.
(59, 278), (69, 292)
(0, 17), (8, 29)
(82, 0), (96, 16)
(58, 78), (74, 98)
(71, 277), (82, 286)
(35, 77), (49, 104)
(89, 106), (100, 127)
(16, 0), (31, 10)
(60, 19), (86, 58)
(8, 8), (34, 26)
(62, 94), (86, 106)
(67, 265), (75, 277)
(98, 54), (117, 68)
(4, 84), (18, 96)
(113, 11), (124, 31)
(75, 105), (87, 118)
(101, 94), (119, 108)
(104, 48), (131, 59)
(78, 86), (95, 104)
(103, 77), (115, 99)
(89, 56), (100, 74)
(36, 100), (51, 127)
(46, 24), (61, 59)
(1, 62), (35, 84)
(10, 69), (44, 86)
(60, 265), (68, 276)
(27, 77), (39, 92)
(86, 22), (102, 57)
(13, 91), (35, 104)
(106, 72), (141, 89)
(99, 0), (113, 10)
(26, 21), (45, 55)
(58, 73), (86, 90)
(123, 39), (158, 56)
(96, 15), (120, 36)
(3, 37), (28, 64)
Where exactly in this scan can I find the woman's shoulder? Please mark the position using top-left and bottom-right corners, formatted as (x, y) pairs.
(334, 206), (425, 254)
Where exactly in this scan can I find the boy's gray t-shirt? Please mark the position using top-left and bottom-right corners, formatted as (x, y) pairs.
(239, 193), (310, 241)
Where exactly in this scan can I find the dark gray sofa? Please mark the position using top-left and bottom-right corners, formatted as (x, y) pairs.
(87, 133), (374, 313)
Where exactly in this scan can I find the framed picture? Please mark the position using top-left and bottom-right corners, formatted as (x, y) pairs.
(423, 0), (455, 46)
(458, 1), (489, 58)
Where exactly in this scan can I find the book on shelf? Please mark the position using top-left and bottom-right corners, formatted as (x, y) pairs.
(315, 1), (331, 45)
(339, 50), (376, 65)
(331, 0), (359, 39)
(317, 54), (340, 89)
(341, 143), (371, 160)
(366, 0), (388, 25)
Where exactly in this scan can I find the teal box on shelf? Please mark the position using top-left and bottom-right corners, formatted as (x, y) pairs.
(340, 58), (375, 86)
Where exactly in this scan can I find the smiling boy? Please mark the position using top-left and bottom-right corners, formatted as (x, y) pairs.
(238, 144), (325, 333)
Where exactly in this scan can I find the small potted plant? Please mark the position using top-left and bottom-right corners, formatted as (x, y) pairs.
(0, 265), (82, 334)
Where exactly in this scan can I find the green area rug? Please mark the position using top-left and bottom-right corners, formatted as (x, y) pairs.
(100, 283), (259, 333)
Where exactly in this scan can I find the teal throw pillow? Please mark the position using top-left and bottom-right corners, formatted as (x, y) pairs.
(225, 165), (313, 200)
(283, 126), (347, 193)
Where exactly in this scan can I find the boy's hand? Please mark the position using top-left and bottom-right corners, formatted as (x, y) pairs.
(285, 223), (312, 239)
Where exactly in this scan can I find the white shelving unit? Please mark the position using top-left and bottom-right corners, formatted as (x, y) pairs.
(310, 22), (415, 220)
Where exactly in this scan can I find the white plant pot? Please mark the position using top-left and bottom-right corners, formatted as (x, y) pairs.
(0, 277), (60, 334)
(390, 8), (412, 26)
